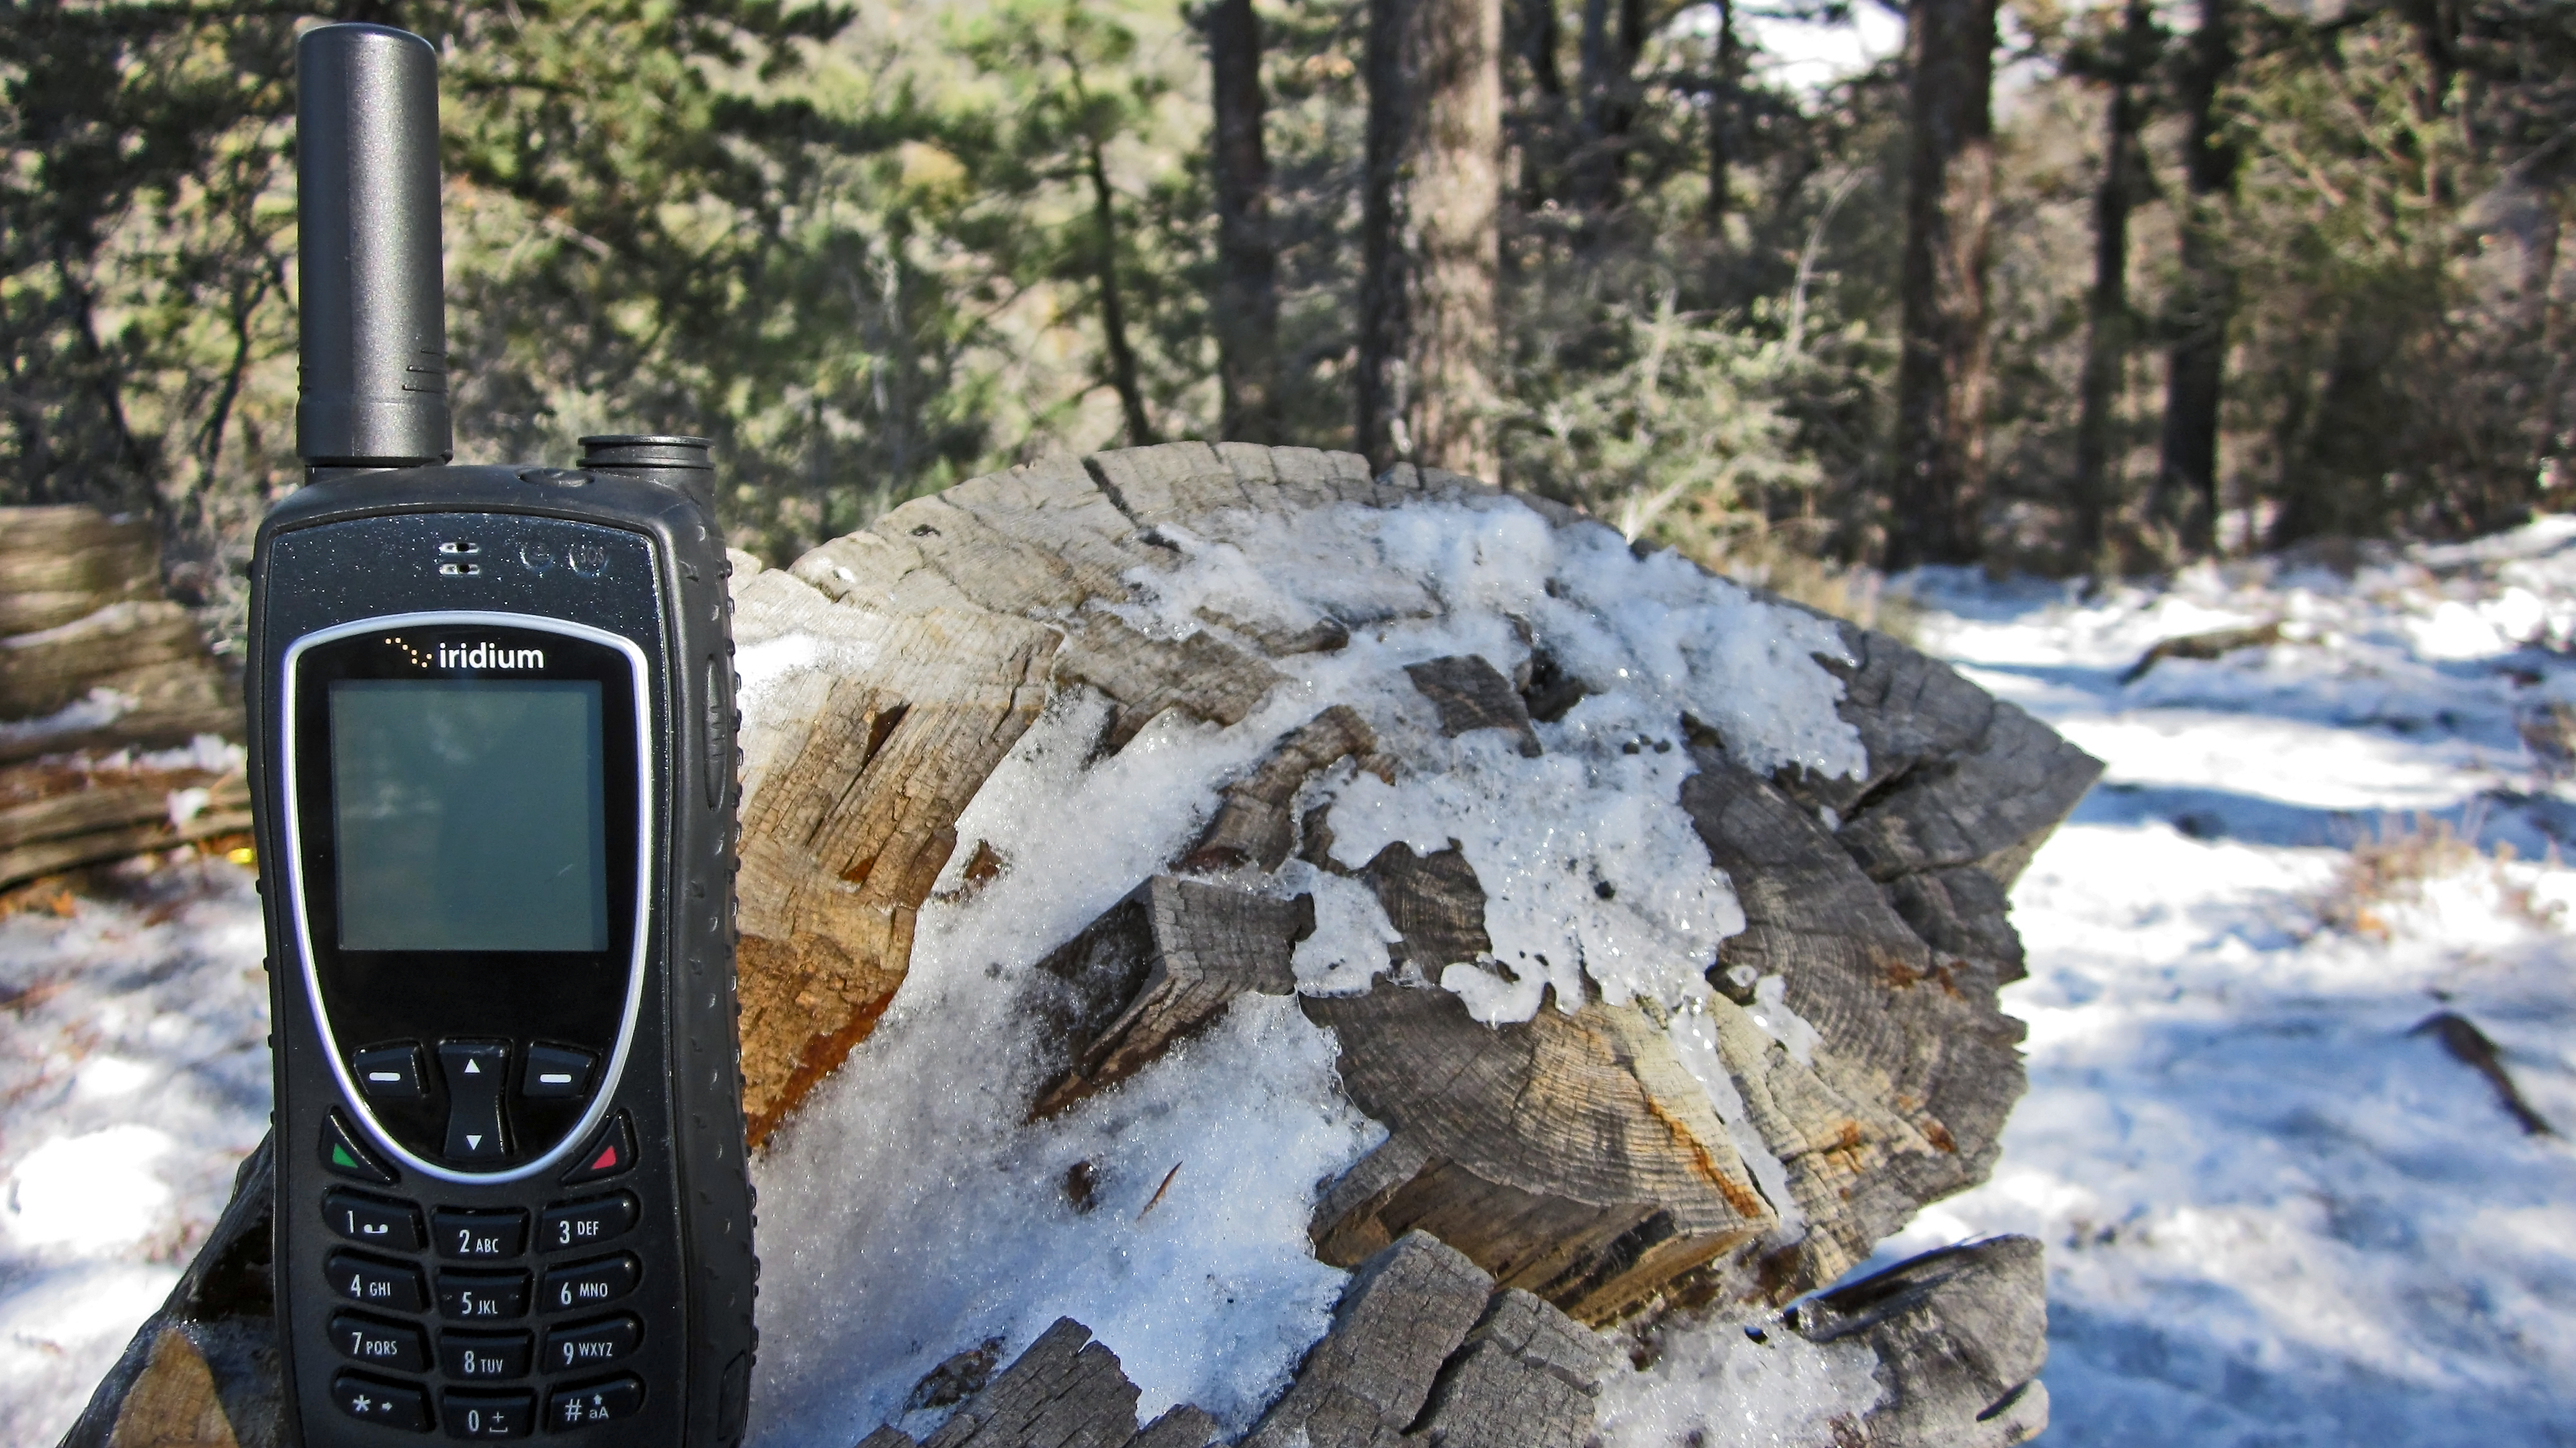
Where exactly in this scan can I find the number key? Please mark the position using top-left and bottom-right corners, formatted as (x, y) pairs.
(323, 1190), (422, 1252)
(539, 1254), (639, 1314)
(436, 1269), (531, 1322)
(440, 1329), (532, 1380)
(432, 1207), (529, 1260)
(325, 1252), (426, 1312)
(538, 1193), (637, 1253)
(330, 1312), (428, 1372)
(440, 1388), (535, 1439)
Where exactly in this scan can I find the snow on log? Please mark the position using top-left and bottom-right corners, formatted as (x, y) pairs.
(64, 444), (2091, 1446)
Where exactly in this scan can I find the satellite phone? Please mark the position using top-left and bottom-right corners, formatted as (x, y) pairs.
(249, 24), (754, 1445)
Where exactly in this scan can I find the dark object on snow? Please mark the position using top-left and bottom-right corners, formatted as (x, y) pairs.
(2118, 621), (2284, 685)
(2413, 1011), (2557, 1136)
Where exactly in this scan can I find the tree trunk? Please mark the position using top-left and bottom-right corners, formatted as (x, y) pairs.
(1084, 130), (1159, 448)
(1705, 0), (1739, 234)
(2154, 0), (2239, 555)
(2072, 0), (2155, 573)
(1571, 0), (1645, 214)
(1358, 0), (1504, 477)
(1206, 0), (1282, 444)
(1888, 0), (2000, 569)
(1508, 0), (1568, 209)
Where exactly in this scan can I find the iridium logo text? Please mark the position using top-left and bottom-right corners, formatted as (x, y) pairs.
(437, 641), (545, 669)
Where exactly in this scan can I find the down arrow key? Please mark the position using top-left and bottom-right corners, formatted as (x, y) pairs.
(437, 1041), (511, 1163)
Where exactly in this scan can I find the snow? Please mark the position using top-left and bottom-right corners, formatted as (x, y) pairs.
(14, 503), (2576, 1445)
(1110, 500), (1857, 1024)
(0, 851), (269, 1447)
(1597, 1318), (1882, 1448)
(1866, 529), (2576, 1446)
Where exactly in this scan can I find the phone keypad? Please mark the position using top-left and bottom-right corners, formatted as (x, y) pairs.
(314, 1174), (649, 1434)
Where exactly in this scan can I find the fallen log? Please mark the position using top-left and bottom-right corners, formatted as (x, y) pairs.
(0, 504), (240, 768)
(65, 444), (2092, 1445)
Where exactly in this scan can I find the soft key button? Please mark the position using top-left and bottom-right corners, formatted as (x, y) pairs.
(323, 1190), (422, 1251)
(433, 1207), (529, 1260)
(437, 1042), (511, 1163)
(519, 1044), (596, 1101)
(352, 1042), (426, 1102)
(538, 1194), (637, 1253)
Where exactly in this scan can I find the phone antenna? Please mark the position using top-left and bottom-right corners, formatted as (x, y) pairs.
(296, 23), (451, 470)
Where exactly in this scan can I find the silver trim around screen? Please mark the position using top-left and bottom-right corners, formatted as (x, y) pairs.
(279, 609), (654, 1185)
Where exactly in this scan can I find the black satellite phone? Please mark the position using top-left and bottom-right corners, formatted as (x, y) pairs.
(249, 24), (754, 1446)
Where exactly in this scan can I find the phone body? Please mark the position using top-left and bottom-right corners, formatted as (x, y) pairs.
(250, 466), (753, 1444)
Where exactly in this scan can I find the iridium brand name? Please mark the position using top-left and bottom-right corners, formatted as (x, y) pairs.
(437, 642), (545, 669)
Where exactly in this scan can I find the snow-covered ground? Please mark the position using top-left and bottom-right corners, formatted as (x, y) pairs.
(7, 517), (2576, 1445)
(1875, 525), (2576, 1447)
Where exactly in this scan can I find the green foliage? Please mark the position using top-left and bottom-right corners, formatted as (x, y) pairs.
(12, 0), (2576, 613)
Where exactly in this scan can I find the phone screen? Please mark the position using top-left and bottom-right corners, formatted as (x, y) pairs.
(328, 678), (609, 952)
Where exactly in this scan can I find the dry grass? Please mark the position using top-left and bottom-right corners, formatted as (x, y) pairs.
(2318, 813), (2563, 938)
(1676, 521), (1923, 643)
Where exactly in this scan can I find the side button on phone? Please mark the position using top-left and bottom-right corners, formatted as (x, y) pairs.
(321, 1112), (399, 1185)
(438, 1042), (511, 1163)
(544, 1377), (644, 1430)
(442, 1387), (535, 1439)
(331, 1372), (430, 1432)
(557, 1113), (634, 1186)
(326, 1252), (426, 1312)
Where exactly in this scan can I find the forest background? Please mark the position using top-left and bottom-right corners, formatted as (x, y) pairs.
(5, 0), (2575, 647)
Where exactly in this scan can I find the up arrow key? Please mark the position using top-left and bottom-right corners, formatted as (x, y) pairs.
(437, 1042), (511, 1161)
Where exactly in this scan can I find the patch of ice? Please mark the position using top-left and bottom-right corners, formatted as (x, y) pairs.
(1280, 860), (1403, 996)
(1741, 972), (1823, 1067)
(1595, 1315), (1882, 1448)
